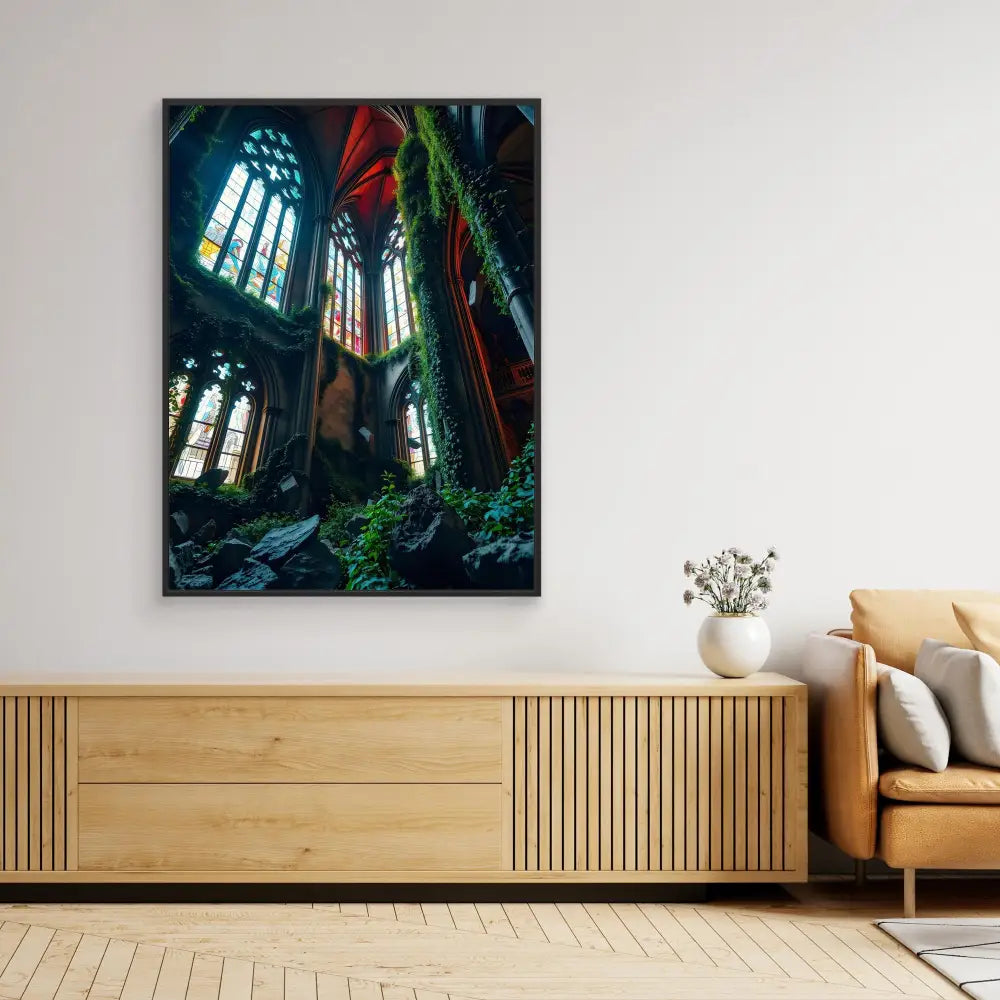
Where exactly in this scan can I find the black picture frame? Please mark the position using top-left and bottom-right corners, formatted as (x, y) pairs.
(163, 100), (541, 596)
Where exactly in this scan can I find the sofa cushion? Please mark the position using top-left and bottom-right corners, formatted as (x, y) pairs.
(954, 601), (1000, 662)
(915, 639), (1000, 768)
(850, 589), (1000, 672)
(876, 664), (950, 771)
(880, 764), (1000, 804)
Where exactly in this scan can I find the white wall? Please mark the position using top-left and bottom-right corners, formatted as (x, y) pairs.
(1, 0), (998, 677)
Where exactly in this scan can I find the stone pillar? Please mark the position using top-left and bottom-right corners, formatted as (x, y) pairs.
(385, 417), (403, 465)
(490, 213), (534, 361)
(447, 115), (535, 361)
(258, 405), (282, 465)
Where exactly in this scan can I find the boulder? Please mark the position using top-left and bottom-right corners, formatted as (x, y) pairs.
(169, 511), (189, 544)
(177, 572), (214, 590)
(463, 532), (535, 591)
(167, 547), (181, 588)
(388, 487), (473, 589)
(217, 559), (281, 591)
(277, 540), (344, 591)
(211, 537), (253, 584)
(249, 515), (320, 567)
(195, 467), (228, 490)
(173, 540), (198, 574)
(192, 519), (217, 545)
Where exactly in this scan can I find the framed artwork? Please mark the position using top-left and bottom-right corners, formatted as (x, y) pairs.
(164, 101), (539, 595)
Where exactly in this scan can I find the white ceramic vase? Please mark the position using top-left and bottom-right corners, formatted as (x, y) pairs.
(697, 614), (771, 678)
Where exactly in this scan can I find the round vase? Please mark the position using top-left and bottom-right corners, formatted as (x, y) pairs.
(697, 614), (771, 678)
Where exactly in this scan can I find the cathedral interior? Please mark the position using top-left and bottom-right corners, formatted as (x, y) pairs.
(166, 103), (538, 593)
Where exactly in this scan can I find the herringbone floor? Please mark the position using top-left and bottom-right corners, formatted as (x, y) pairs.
(0, 884), (987, 1000)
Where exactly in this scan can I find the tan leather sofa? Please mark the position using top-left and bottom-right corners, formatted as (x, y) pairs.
(804, 589), (1000, 916)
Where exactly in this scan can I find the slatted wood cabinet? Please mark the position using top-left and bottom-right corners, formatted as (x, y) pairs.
(0, 674), (806, 883)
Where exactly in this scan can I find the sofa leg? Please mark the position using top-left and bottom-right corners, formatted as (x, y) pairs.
(854, 859), (866, 886)
(903, 868), (916, 918)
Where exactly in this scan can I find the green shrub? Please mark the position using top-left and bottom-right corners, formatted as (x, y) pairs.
(442, 425), (535, 537)
(340, 474), (407, 591)
(229, 512), (297, 545)
(318, 501), (365, 549)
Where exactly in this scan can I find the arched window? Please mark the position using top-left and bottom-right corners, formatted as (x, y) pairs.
(381, 213), (415, 350)
(401, 382), (437, 477)
(198, 127), (302, 310)
(322, 212), (365, 353)
(167, 374), (190, 442)
(171, 360), (259, 484)
(173, 383), (225, 480)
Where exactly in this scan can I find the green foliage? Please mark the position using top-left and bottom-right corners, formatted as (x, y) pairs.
(393, 134), (465, 484)
(169, 110), (221, 259)
(216, 484), (250, 501)
(442, 425), (535, 537)
(413, 106), (514, 314)
(318, 501), (365, 549)
(168, 480), (257, 539)
(242, 434), (304, 512)
(364, 334), (416, 371)
(339, 474), (407, 591)
(228, 511), (297, 545)
(168, 481), (252, 517)
(310, 435), (411, 514)
(170, 264), (316, 362)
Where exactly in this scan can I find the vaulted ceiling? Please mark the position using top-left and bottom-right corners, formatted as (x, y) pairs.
(291, 105), (408, 258)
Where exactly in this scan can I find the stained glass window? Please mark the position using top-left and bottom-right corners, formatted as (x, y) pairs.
(215, 395), (253, 484)
(323, 212), (365, 353)
(404, 402), (424, 477)
(173, 384), (224, 480)
(402, 382), (435, 477)
(422, 399), (437, 465)
(382, 214), (413, 350)
(198, 127), (301, 310)
(167, 374), (190, 441)
(170, 365), (259, 484)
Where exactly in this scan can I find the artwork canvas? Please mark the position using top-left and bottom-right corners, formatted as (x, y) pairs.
(164, 102), (539, 594)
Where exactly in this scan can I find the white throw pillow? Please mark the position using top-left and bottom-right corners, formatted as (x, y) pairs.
(915, 639), (1000, 767)
(876, 664), (951, 771)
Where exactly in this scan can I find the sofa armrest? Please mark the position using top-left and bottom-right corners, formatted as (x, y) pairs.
(803, 632), (878, 860)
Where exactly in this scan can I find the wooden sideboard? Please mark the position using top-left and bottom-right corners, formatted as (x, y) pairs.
(0, 673), (806, 883)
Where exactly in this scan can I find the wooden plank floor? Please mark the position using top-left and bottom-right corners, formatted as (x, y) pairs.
(0, 880), (994, 1000)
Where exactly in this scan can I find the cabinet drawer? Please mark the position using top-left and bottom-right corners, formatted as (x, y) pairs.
(78, 783), (501, 871)
(78, 697), (501, 783)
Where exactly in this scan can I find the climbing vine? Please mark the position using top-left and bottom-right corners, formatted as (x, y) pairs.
(393, 133), (467, 485)
(169, 108), (221, 260)
(413, 106), (515, 314)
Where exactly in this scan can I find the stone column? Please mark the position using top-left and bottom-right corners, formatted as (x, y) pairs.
(489, 212), (534, 361)
(447, 116), (535, 361)
(258, 405), (283, 465)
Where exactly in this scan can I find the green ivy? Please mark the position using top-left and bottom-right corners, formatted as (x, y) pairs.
(413, 106), (514, 314)
(339, 473), (407, 591)
(170, 263), (316, 357)
(394, 133), (466, 485)
(442, 424), (535, 537)
(318, 501), (365, 549)
(168, 435), (305, 533)
(228, 511), (297, 544)
(363, 334), (416, 371)
(169, 110), (221, 260)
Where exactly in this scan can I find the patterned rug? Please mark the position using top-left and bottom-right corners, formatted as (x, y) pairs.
(878, 919), (1000, 999)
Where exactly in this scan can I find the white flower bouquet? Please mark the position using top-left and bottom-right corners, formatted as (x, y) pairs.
(683, 547), (778, 615)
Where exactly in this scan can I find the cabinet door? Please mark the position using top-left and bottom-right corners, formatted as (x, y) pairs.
(504, 694), (805, 877)
(79, 783), (502, 872)
(79, 697), (502, 783)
